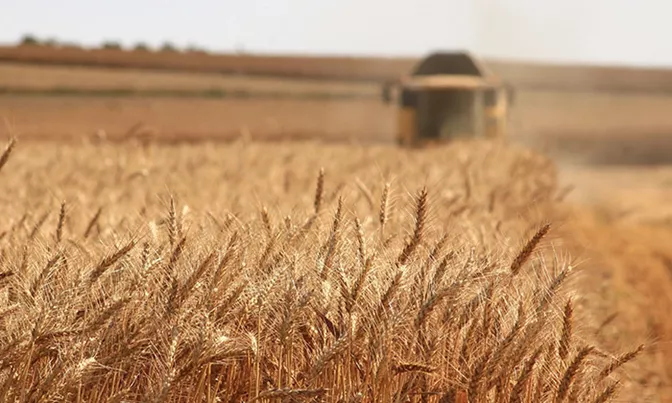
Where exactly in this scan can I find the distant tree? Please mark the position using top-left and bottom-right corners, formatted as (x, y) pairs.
(134, 42), (151, 52)
(19, 34), (40, 46)
(160, 42), (178, 52)
(185, 45), (207, 54)
(101, 41), (122, 50)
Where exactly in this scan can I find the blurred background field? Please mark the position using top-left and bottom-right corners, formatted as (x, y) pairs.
(4, 46), (672, 167)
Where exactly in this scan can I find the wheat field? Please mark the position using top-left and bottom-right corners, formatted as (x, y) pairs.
(0, 137), (646, 402)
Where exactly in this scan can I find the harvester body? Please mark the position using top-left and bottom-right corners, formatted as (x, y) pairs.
(384, 52), (511, 146)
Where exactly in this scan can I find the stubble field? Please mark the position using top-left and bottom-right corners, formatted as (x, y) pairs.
(0, 62), (380, 95)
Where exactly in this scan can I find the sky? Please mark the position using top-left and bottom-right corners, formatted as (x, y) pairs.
(2, 0), (672, 67)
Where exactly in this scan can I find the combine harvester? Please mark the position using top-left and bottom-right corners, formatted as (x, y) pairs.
(383, 51), (672, 165)
(382, 52), (513, 146)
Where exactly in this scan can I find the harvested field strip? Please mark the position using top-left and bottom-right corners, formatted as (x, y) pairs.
(0, 87), (378, 100)
(522, 130), (672, 166)
(556, 205), (672, 399)
(0, 138), (649, 401)
(0, 62), (380, 94)
(0, 97), (396, 143)
(0, 46), (415, 81)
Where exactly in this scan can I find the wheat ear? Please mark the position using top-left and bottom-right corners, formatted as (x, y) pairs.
(599, 344), (645, 379)
(556, 346), (594, 402)
(558, 298), (574, 360)
(55, 200), (66, 244)
(397, 186), (428, 267)
(314, 167), (324, 214)
(510, 223), (551, 275)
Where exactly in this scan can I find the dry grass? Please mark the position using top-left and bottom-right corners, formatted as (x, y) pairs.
(0, 138), (646, 402)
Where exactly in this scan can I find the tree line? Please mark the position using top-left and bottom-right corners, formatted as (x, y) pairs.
(17, 33), (209, 54)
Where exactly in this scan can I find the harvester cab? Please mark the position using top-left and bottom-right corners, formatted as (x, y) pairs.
(383, 51), (512, 146)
